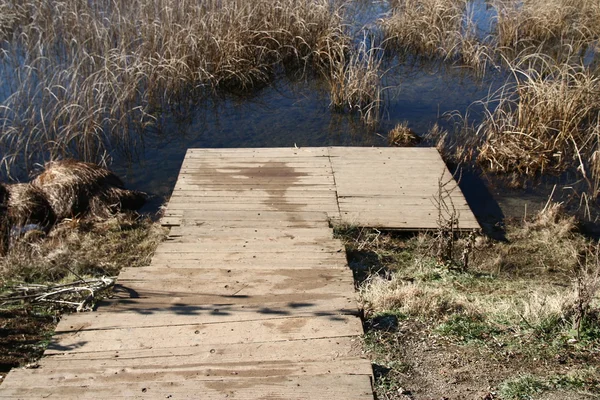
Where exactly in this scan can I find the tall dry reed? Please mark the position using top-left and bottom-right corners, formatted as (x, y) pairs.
(0, 0), (348, 171)
(476, 55), (600, 190)
(326, 34), (383, 127)
(381, 0), (493, 73)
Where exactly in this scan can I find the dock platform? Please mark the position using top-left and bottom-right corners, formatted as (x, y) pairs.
(1, 147), (478, 399)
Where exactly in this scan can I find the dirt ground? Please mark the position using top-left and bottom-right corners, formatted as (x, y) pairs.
(365, 318), (598, 400)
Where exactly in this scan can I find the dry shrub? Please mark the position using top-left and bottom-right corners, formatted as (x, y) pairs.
(31, 160), (146, 220)
(360, 275), (479, 319)
(476, 56), (600, 186)
(388, 121), (421, 146)
(492, 0), (600, 52)
(570, 243), (600, 338)
(5, 183), (55, 229)
(0, 215), (166, 284)
(0, 0), (347, 169)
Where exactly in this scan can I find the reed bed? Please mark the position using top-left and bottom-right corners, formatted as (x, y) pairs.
(492, 0), (600, 54)
(382, 0), (468, 56)
(380, 0), (493, 73)
(0, 0), (349, 170)
(327, 34), (383, 127)
(475, 55), (600, 190)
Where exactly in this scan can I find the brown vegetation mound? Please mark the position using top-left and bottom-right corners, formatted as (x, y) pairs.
(32, 160), (147, 220)
(6, 183), (55, 230)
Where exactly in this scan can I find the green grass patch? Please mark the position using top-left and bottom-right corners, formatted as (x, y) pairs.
(436, 314), (502, 341)
(499, 374), (548, 400)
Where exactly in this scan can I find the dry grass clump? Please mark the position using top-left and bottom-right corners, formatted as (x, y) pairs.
(360, 276), (479, 319)
(476, 56), (600, 188)
(31, 160), (147, 220)
(482, 203), (584, 276)
(0, 215), (166, 284)
(492, 0), (600, 53)
(327, 35), (383, 126)
(387, 121), (421, 146)
(0, 2), (21, 40)
(426, 122), (482, 166)
(354, 203), (590, 321)
(0, 0), (348, 169)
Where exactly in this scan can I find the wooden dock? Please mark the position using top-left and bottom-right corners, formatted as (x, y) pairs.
(1, 147), (478, 399)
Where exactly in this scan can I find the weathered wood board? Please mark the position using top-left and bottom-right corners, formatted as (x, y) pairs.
(1, 147), (479, 399)
(328, 147), (479, 229)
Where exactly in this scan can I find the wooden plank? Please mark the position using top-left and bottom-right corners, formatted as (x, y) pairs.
(168, 196), (337, 203)
(0, 374), (374, 399)
(166, 203), (340, 213)
(332, 182), (458, 192)
(166, 226), (335, 239)
(338, 215), (480, 230)
(146, 261), (349, 270)
(174, 184), (336, 192)
(183, 156), (332, 163)
(169, 190), (337, 198)
(187, 147), (330, 155)
(179, 164), (332, 170)
(176, 219), (335, 228)
(115, 269), (354, 298)
(50, 297), (357, 329)
(39, 336), (363, 364)
(179, 176), (335, 184)
(167, 197), (338, 205)
(179, 170), (334, 178)
(46, 315), (364, 353)
(117, 265), (352, 281)
(162, 235), (338, 245)
(172, 185), (337, 192)
(4, 358), (372, 387)
(329, 146), (438, 155)
(150, 252), (347, 264)
(338, 199), (470, 208)
(168, 210), (331, 220)
(153, 241), (344, 253)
